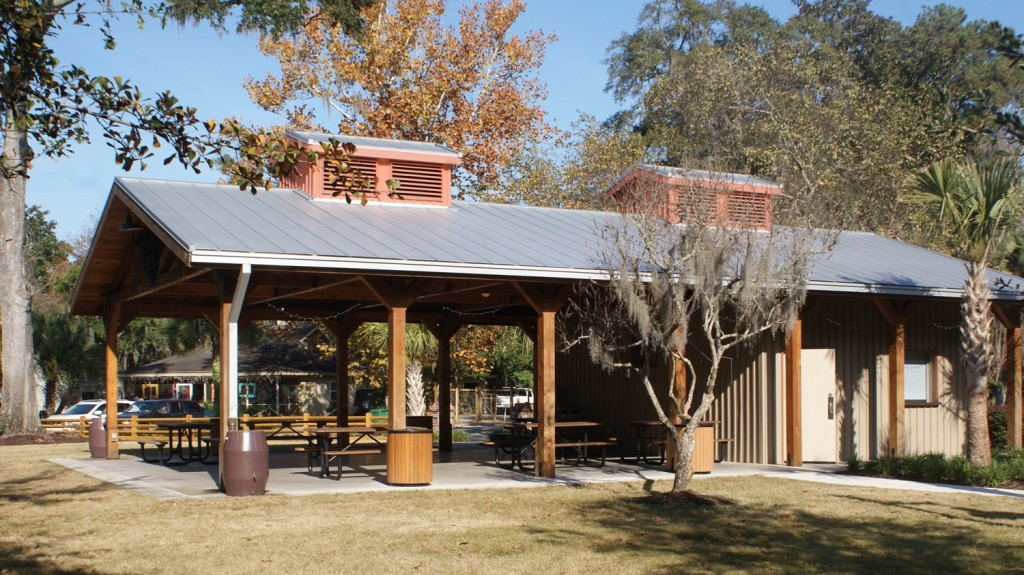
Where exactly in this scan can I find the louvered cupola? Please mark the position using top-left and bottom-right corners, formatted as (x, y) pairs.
(606, 165), (781, 230)
(281, 131), (462, 206)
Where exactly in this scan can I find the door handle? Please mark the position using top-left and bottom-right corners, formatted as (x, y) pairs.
(827, 393), (834, 420)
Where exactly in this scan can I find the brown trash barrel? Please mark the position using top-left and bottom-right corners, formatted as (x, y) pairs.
(387, 427), (432, 486)
(88, 416), (106, 459)
(222, 430), (269, 496)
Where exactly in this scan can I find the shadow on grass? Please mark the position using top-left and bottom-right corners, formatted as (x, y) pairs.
(0, 541), (102, 574)
(838, 493), (1024, 527)
(0, 474), (111, 505)
(528, 479), (1023, 574)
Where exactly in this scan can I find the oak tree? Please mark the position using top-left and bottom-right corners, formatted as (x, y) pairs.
(246, 0), (554, 197)
(1, 0), (373, 435)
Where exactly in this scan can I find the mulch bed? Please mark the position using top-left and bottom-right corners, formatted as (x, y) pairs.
(0, 433), (86, 446)
(635, 491), (734, 507)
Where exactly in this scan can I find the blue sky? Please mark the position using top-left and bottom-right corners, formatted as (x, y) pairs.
(30, 0), (1024, 239)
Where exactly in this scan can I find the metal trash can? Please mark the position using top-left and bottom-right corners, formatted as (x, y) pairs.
(387, 427), (432, 485)
(222, 430), (269, 496)
(88, 416), (106, 459)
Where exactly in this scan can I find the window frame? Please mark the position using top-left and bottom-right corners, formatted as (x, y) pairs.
(904, 350), (940, 407)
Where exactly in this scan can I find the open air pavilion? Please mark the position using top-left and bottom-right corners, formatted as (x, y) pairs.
(69, 131), (1024, 491)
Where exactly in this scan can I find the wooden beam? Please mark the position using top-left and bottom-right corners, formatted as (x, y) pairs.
(513, 282), (573, 479)
(104, 303), (121, 459)
(536, 308), (557, 478)
(105, 266), (210, 305)
(785, 315), (802, 466)
(872, 298), (912, 457)
(322, 315), (361, 428)
(424, 316), (463, 452)
(994, 304), (1023, 449)
(247, 277), (363, 306)
(388, 306), (407, 430)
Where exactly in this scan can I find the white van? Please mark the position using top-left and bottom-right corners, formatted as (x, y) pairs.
(495, 388), (534, 411)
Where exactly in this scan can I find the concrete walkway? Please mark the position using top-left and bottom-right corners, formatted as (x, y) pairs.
(52, 443), (1024, 501)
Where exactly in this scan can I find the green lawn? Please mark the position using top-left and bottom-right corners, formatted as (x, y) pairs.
(2, 442), (1023, 574)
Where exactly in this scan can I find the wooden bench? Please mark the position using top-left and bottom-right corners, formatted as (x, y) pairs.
(555, 439), (617, 467)
(322, 447), (383, 479)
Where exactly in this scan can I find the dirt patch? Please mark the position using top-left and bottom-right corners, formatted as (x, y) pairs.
(0, 433), (86, 446)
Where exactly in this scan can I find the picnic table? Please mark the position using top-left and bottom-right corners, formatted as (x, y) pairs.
(502, 421), (612, 470)
(154, 420), (214, 465)
(307, 426), (385, 479)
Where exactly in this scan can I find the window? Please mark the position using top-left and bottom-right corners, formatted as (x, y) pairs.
(905, 352), (937, 404)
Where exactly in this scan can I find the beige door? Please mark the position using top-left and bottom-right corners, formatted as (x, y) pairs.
(801, 349), (838, 462)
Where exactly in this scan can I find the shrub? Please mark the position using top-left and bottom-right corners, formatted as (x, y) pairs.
(861, 451), (1024, 487)
(988, 406), (1007, 449)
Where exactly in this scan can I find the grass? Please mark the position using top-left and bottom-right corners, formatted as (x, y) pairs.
(2, 442), (1024, 575)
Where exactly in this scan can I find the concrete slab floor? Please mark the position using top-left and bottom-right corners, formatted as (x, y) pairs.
(51, 444), (1024, 500)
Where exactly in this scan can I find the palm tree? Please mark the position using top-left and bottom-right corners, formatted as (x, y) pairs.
(911, 150), (1024, 465)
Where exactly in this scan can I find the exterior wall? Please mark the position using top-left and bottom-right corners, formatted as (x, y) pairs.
(556, 295), (971, 466)
(802, 297), (966, 460)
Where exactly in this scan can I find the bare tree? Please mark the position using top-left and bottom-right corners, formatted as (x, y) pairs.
(568, 174), (832, 493)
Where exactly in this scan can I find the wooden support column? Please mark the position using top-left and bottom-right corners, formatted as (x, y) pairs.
(424, 316), (462, 452)
(994, 305), (1023, 449)
(215, 266), (250, 487)
(666, 329), (687, 470)
(515, 283), (572, 478)
(103, 303), (122, 459)
(388, 306), (408, 430)
(784, 314), (802, 467)
(322, 315), (360, 428)
(364, 278), (423, 431)
(873, 298), (913, 457)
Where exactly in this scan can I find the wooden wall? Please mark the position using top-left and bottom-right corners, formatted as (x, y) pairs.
(556, 295), (972, 465)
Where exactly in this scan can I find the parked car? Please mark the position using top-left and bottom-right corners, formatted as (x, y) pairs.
(119, 399), (204, 419)
(43, 399), (135, 427)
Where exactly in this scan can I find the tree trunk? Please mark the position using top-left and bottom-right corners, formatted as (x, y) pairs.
(961, 261), (992, 465)
(1, 120), (41, 435)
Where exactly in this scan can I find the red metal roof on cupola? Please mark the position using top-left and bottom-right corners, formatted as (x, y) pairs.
(607, 164), (781, 230)
(281, 131), (462, 207)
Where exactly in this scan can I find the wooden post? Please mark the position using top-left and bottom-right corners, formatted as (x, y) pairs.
(536, 308), (557, 477)
(103, 303), (121, 459)
(387, 306), (408, 430)
(323, 315), (360, 428)
(994, 305), (1022, 449)
(515, 282), (572, 479)
(873, 298), (912, 458)
(438, 334), (453, 450)
(364, 278), (422, 431)
(784, 315), (802, 467)
(666, 330), (687, 470)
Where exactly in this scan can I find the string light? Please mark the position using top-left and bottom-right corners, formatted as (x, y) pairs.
(264, 302), (361, 322)
(440, 306), (504, 317)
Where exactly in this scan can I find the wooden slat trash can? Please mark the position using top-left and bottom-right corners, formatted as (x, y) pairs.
(692, 424), (715, 474)
(387, 427), (432, 485)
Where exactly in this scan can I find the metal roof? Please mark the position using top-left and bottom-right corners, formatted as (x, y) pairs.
(614, 164), (784, 190)
(286, 130), (461, 158)
(113, 177), (1024, 301)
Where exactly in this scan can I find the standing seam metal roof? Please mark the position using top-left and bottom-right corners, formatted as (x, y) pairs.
(114, 177), (1024, 300)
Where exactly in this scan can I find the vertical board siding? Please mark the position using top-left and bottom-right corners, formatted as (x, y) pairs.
(904, 302), (966, 455)
(803, 298), (886, 461)
(556, 297), (972, 466)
